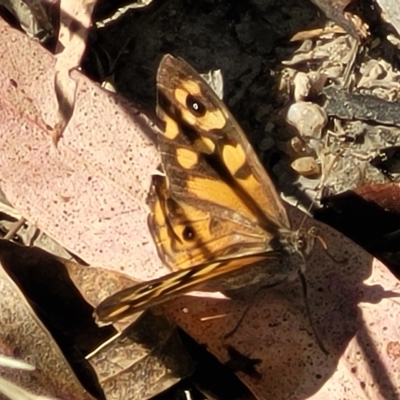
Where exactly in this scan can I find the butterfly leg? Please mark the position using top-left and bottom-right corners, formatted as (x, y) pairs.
(224, 279), (288, 340)
(298, 270), (329, 355)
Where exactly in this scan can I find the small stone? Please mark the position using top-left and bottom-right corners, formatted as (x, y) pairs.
(286, 102), (327, 140)
(291, 156), (320, 177)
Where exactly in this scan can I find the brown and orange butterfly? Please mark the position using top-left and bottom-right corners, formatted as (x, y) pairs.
(95, 54), (320, 342)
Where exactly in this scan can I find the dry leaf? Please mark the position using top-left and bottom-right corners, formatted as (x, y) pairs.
(0, 17), (169, 281)
(0, 240), (192, 399)
(354, 183), (400, 215)
(0, 242), (95, 400)
(162, 212), (400, 399)
(1, 8), (399, 400)
(0, 0), (54, 41)
(65, 259), (141, 331)
(0, 240), (193, 400)
(86, 310), (193, 400)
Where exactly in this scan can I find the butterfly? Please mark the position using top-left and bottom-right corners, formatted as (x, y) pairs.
(94, 54), (321, 345)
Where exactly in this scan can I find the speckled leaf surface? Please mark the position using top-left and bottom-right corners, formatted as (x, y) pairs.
(0, 245), (95, 400)
(0, 239), (193, 400)
(1, 4), (400, 399)
(0, 18), (168, 280)
(86, 310), (193, 400)
(163, 213), (400, 400)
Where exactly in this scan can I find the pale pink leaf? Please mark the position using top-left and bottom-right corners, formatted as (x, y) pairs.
(0, 18), (58, 126)
(163, 215), (400, 399)
(0, 18), (168, 280)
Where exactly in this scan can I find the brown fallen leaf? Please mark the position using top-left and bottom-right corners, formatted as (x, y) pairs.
(86, 309), (194, 400)
(65, 259), (141, 331)
(0, 242), (95, 400)
(0, 240), (194, 399)
(354, 183), (400, 215)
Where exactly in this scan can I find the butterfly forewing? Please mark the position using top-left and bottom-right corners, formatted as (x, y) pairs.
(157, 55), (290, 230)
(94, 54), (314, 326)
(152, 55), (295, 270)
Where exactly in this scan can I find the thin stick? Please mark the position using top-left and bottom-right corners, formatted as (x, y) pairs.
(4, 217), (26, 240)
(298, 270), (329, 355)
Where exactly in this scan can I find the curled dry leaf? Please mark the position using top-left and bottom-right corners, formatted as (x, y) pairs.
(358, 60), (387, 89)
(0, 243), (95, 400)
(292, 71), (328, 102)
(293, 72), (312, 102)
(86, 310), (193, 400)
(95, 0), (155, 28)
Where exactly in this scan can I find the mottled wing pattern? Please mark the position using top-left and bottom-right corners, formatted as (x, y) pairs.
(95, 55), (297, 325)
(151, 55), (291, 270)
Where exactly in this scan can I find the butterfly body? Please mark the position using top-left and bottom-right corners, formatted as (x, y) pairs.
(95, 55), (316, 325)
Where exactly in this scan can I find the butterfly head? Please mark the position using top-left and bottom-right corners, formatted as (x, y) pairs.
(296, 227), (318, 255)
(278, 226), (318, 270)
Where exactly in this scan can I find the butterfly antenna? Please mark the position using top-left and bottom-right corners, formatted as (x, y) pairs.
(298, 270), (329, 355)
(314, 234), (347, 263)
(309, 146), (347, 262)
